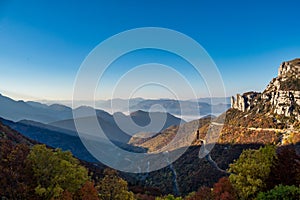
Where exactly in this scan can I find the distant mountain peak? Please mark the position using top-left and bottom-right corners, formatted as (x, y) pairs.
(130, 110), (147, 116)
(49, 104), (71, 111)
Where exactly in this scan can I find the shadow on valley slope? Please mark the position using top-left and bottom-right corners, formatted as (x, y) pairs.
(0, 117), (148, 163)
(123, 143), (269, 196)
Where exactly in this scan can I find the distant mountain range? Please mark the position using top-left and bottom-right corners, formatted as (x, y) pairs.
(48, 110), (183, 143)
(0, 93), (72, 123)
(0, 94), (229, 123)
(96, 98), (230, 116)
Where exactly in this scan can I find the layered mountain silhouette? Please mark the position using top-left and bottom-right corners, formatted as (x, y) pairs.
(0, 94), (72, 123)
(130, 99), (229, 116)
(0, 93), (229, 124)
(96, 98), (230, 117)
(0, 94), (184, 162)
(49, 110), (183, 142)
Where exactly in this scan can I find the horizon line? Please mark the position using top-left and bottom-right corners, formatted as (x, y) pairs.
(0, 91), (231, 103)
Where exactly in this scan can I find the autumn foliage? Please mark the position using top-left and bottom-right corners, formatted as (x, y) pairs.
(0, 140), (132, 200)
(0, 140), (35, 199)
(1, 138), (300, 200)
(213, 177), (237, 200)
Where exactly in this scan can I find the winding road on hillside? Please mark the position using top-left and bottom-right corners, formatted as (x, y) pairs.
(212, 121), (298, 145)
(197, 121), (294, 173)
(247, 127), (288, 132)
(198, 131), (229, 174)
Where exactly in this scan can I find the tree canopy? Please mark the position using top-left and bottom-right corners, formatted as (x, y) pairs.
(96, 168), (135, 200)
(256, 184), (300, 200)
(27, 145), (89, 199)
(229, 145), (277, 199)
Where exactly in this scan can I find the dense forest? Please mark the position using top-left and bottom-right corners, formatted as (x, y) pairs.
(1, 138), (299, 200)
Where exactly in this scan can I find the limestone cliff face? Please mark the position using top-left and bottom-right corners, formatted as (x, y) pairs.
(231, 58), (300, 119)
(231, 92), (259, 112)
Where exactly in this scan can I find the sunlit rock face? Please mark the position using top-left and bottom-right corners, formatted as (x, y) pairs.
(231, 58), (300, 119)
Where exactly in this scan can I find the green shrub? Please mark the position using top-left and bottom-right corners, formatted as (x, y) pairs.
(256, 184), (300, 200)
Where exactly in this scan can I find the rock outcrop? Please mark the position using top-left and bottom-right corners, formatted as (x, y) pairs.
(231, 58), (300, 119)
(231, 92), (259, 112)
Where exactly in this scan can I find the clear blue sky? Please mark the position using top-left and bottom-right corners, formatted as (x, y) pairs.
(0, 0), (300, 100)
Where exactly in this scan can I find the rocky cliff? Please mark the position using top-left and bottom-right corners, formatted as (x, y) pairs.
(231, 58), (300, 120)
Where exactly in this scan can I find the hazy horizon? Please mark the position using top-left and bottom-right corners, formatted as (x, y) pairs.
(0, 90), (231, 100)
(1, 1), (300, 101)
(0, 91), (231, 106)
